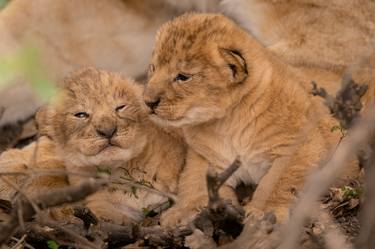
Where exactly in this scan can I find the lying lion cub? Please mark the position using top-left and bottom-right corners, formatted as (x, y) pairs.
(144, 13), (359, 224)
(0, 68), (185, 223)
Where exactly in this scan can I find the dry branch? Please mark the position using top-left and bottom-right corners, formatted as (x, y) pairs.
(356, 133), (375, 249)
(0, 178), (106, 245)
(311, 75), (368, 129)
(8, 159), (244, 248)
(193, 158), (244, 238)
(279, 108), (375, 248)
(311, 76), (375, 249)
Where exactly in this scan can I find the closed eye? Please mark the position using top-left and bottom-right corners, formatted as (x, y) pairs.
(74, 112), (89, 119)
(116, 105), (127, 112)
(174, 73), (191, 82)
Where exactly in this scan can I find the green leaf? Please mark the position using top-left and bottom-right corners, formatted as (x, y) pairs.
(340, 185), (363, 199)
(331, 125), (341, 133)
(142, 207), (158, 217)
(47, 240), (59, 249)
(136, 178), (153, 188)
(96, 166), (112, 175)
(131, 186), (139, 199)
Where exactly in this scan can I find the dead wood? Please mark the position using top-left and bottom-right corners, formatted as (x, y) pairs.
(0, 159), (244, 248)
(0, 178), (106, 245)
(311, 75), (368, 129)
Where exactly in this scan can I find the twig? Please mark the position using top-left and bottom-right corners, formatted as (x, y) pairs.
(0, 106), (4, 121)
(10, 236), (35, 249)
(279, 106), (375, 249)
(42, 219), (101, 249)
(10, 234), (27, 249)
(192, 158), (244, 238)
(311, 76), (368, 129)
(356, 138), (375, 249)
(34, 159), (244, 248)
(0, 168), (177, 202)
(73, 206), (98, 229)
(112, 177), (177, 202)
(0, 175), (42, 217)
(0, 178), (106, 245)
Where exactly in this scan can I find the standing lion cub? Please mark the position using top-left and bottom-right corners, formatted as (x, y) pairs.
(0, 68), (185, 223)
(144, 13), (359, 224)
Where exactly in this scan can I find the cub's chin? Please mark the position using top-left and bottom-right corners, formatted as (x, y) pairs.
(63, 137), (147, 168)
(88, 147), (137, 166)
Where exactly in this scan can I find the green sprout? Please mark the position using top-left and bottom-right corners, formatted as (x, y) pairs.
(331, 124), (347, 139)
(47, 240), (59, 249)
(341, 185), (363, 199)
(96, 166), (112, 176)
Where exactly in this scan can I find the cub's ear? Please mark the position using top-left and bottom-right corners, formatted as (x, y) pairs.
(219, 48), (248, 84)
(35, 105), (55, 138)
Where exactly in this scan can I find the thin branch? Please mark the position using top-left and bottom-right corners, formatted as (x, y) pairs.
(311, 76), (368, 129)
(37, 159), (244, 248)
(10, 234), (27, 249)
(0, 178), (106, 245)
(279, 106), (375, 249)
(112, 177), (177, 202)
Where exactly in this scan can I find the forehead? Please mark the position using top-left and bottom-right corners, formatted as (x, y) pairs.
(153, 14), (227, 66)
(57, 69), (141, 107)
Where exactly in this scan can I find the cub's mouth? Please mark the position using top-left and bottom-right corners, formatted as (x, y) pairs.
(98, 143), (119, 153)
(80, 139), (124, 157)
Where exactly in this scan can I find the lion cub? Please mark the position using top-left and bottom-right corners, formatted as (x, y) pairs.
(144, 13), (359, 224)
(0, 68), (185, 223)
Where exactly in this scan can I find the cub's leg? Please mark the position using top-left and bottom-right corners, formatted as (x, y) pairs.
(160, 149), (238, 226)
(245, 136), (359, 223)
(85, 190), (145, 224)
(245, 156), (300, 222)
(0, 138), (72, 221)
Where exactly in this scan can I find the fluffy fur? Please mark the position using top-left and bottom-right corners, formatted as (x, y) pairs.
(145, 13), (359, 224)
(221, 0), (375, 104)
(0, 68), (185, 223)
(0, 0), (182, 126)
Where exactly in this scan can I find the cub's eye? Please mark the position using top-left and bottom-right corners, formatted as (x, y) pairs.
(174, 73), (191, 82)
(74, 112), (89, 119)
(116, 105), (127, 112)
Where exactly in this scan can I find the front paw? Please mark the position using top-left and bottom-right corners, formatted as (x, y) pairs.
(244, 204), (286, 224)
(160, 205), (202, 227)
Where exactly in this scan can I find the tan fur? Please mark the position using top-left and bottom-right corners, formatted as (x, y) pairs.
(222, 0), (375, 70)
(222, 0), (375, 103)
(0, 0), (181, 126)
(0, 68), (185, 223)
(145, 13), (359, 224)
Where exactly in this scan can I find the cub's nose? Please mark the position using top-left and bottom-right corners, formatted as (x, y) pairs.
(96, 125), (117, 139)
(145, 98), (161, 111)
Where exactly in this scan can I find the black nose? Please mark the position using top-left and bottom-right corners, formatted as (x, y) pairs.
(96, 126), (117, 139)
(145, 98), (161, 111)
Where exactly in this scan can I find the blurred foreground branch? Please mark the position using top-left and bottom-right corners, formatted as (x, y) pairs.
(311, 75), (368, 129)
(279, 79), (374, 249)
(1, 159), (244, 248)
(0, 178), (106, 245)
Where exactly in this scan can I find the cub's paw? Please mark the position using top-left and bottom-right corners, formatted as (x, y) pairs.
(244, 205), (263, 217)
(160, 205), (203, 227)
(244, 204), (287, 224)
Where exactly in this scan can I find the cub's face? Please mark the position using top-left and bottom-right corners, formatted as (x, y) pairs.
(37, 68), (148, 167)
(144, 13), (248, 127)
